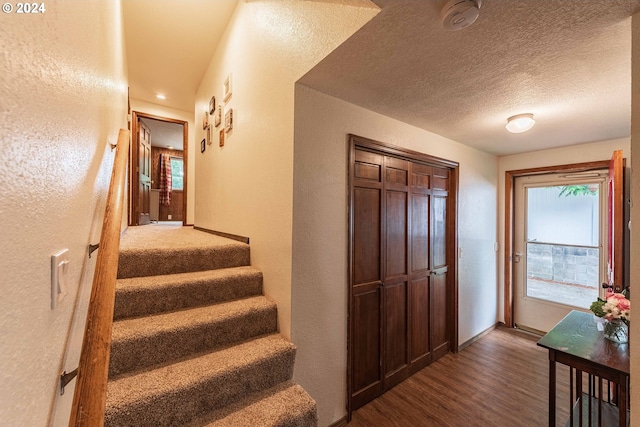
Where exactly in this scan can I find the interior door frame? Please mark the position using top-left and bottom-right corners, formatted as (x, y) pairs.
(347, 134), (459, 419)
(130, 111), (189, 226)
(504, 159), (614, 327)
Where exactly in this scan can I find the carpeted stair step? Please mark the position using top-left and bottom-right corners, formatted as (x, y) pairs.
(117, 230), (250, 279)
(105, 334), (297, 427)
(113, 266), (263, 320)
(109, 296), (278, 377)
(185, 381), (317, 427)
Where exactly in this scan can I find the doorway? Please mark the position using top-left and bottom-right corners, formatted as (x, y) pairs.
(130, 112), (189, 226)
(513, 172), (606, 332)
(504, 152), (625, 330)
(347, 135), (459, 416)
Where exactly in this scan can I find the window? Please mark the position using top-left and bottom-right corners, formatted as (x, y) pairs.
(524, 182), (602, 309)
(170, 157), (183, 190)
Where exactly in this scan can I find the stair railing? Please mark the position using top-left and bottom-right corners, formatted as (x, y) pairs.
(69, 129), (130, 427)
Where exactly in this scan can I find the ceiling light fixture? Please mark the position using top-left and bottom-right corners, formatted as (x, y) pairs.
(156, 94), (166, 100)
(506, 113), (535, 133)
(441, 0), (482, 31)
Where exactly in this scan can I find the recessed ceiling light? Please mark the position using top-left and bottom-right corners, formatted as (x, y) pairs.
(167, 145), (174, 149)
(156, 94), (166, 100)
(506, 113), (535, 133)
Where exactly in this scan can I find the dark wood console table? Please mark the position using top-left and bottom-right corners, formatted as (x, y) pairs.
(537, 310), (629, 426)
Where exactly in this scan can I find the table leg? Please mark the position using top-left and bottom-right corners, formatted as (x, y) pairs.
(549, 356), (556, 427)
(618, 378), (628, 427)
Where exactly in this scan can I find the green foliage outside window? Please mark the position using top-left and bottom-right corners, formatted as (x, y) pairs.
(558, 184), (598, 197)
(170, 157), (183, 190)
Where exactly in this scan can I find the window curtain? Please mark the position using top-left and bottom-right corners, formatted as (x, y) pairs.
(159, 153), (172, 206)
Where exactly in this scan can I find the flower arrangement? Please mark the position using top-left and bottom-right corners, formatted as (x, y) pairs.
(590, 290), (630, 324)
(590, 290), (630, 343)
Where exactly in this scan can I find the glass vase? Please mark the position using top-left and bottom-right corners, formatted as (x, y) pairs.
(603, 319), (629, 344)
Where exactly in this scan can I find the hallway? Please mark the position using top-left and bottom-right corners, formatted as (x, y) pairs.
(348, 327), (569, 427)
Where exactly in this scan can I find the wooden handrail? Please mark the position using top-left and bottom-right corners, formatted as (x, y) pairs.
(69, 129), (130, 427)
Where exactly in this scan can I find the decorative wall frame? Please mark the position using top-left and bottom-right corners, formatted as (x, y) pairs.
(207, 125), (213, 145)
(214, 105), (222, 127)
(200, 138), (206, 153)
(225, 108), (233, 133)
(223, 74), (232, 102)
(209, 96), (216, 114)
(202, 111), (209, 129)
(219, 128), (225, 147)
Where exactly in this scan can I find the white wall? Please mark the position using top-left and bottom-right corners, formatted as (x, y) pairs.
(193, 0), (378, 339)
(292, 85), (499, 426)
(497, 138), (631, 324)
(130, 99), (196, 225)
(629, 12), (639, 427)
(0, 2), (128, 426)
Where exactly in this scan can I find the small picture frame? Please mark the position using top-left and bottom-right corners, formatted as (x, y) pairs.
(200, 138), (206, 153)
(219, 128), (225, 147)
(202, 111), (209, 129)
(206, 125), (213, 145)
(223, 74), (232, 102)
(209, 96), (216, 114)
(225, 108), (233, 133)
(214, 105), (222, 127)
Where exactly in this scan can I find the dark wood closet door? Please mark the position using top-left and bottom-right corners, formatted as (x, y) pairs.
(351, 149), (383, 409)
(430, 167), (450, 359)
(382, 156), (410, 390)
(349, 138), (456, 414)
(408, 162), (432, 373)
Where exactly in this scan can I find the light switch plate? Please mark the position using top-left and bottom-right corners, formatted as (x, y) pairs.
(51, 249), (70, 309)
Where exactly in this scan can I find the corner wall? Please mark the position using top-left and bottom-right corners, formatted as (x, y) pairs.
(193, 0), (378, 339)
(292, 85), (499, 426)
(130, 99), (196, 225)
(629, 11), (639, 424)
(0, 2), (128, 426)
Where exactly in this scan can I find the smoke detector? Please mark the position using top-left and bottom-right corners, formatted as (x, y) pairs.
(441, 0), (482, 31)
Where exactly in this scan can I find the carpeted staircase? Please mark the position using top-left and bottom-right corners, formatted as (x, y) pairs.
(105, 225), (317, 427)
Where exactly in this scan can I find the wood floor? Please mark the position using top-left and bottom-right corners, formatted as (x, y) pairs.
(348, 326), (572, 427)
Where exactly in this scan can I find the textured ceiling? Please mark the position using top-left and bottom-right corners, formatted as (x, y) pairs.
(299, 0), (640, 155)
(141, 117), (184, 150)
(123, 0), (239, 112)
(124, 0), (640, 156)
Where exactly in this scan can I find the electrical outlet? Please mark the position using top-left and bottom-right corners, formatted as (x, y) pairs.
(168, 214), (172, 220)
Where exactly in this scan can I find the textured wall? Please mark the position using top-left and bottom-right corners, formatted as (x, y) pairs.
(630, 12), (640, 425)
(193, 0), (378, 340)
(292, 85), (499, 426)
(0, 2), (128, 426)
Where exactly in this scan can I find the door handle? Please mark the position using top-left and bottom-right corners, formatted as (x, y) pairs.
(514, 252), (523, 263)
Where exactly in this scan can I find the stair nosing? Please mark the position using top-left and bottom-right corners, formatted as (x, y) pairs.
(107, 334), (295, 405)
(112, 296), (276, 340)
(190, 382), (317, 427)
(116, 265), (262, 289)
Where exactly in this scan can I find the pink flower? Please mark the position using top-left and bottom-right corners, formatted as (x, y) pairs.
(611, 293), (627, 301)
(618, 299), (630, 312)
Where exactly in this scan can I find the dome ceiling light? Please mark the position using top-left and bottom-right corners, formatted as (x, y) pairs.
(440, 0), (482, 31)
(506, 113), (535, 133)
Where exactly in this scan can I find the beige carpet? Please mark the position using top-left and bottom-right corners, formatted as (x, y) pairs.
(117, 225), (250, 278)
(105, 224), (317, 427)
